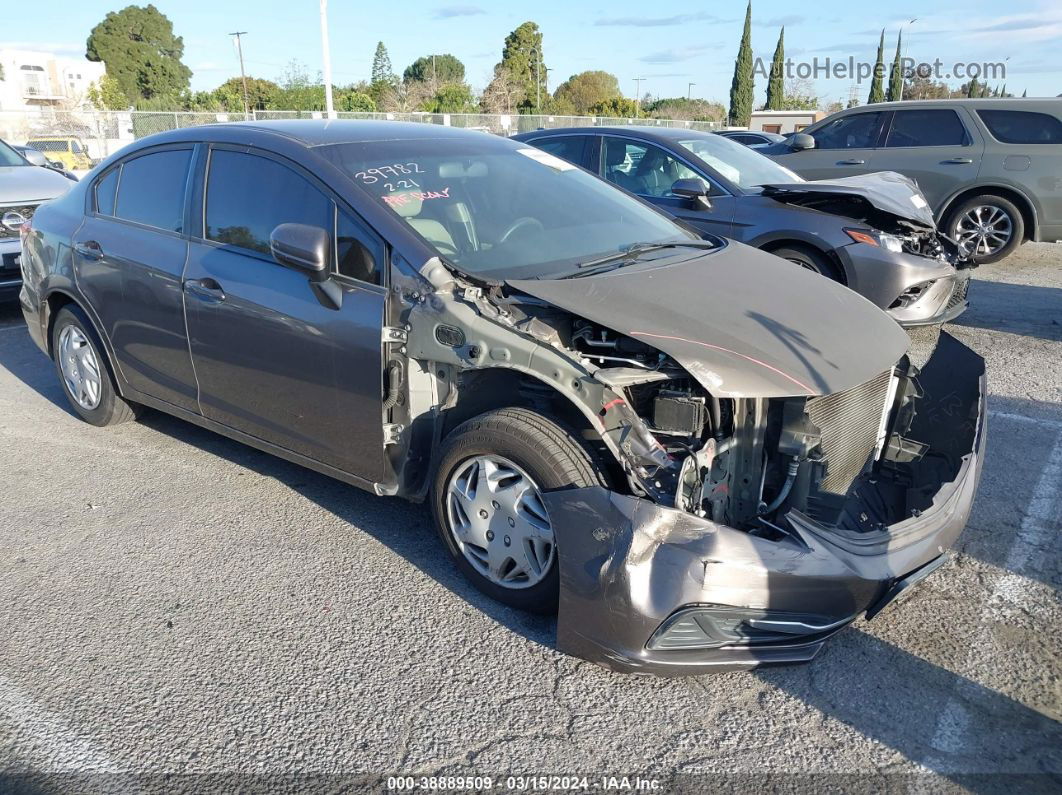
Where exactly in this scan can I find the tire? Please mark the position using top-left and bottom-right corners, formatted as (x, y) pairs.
(50, 305), (140, 427)
(430, 407), (608, 613)
(945, 195), (1024, 264)
(768, 245), (840, 280)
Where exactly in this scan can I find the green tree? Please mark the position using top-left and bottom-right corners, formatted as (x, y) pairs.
(267, 61), (325, 112)
(495, 21), (547, 113)
(886, 31), (903, 102)
(764, 27), (785, 110)
(371, 42), (396, 85)
(420, 82), (476, 113)
(213, 76), (280, 111)
(728, 2), (754, 126)
(86, 74), (131, 110)
(966, 77), (980, 98)
(336, 88), (376, 112)
(591, 96), (643, 118)
(552, 70), (621, 116)
(86, 4), (191, 105)
(1022, 88), (1027, 98)
(867, 29), (886, 104)
(403, 54), (465, 86)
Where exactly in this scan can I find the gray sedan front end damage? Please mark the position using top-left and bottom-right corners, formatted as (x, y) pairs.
(545, 332), (985, 675)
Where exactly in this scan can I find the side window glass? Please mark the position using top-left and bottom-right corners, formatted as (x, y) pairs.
(532, 137), (586, 168)
(886, 110), (969, 147)
(205, 149), (331, 256)
(812, 112), (884, 149)
(335, 208), (384, 285)
(114, 149), (192, 232)
(977, 110), (1062, 144)
(95, 168), (119, 216)
(602, 138), (701, 198)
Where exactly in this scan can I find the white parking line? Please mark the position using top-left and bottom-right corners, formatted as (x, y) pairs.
(926, 427), (1062, 768)
(0, 676), (121, 773)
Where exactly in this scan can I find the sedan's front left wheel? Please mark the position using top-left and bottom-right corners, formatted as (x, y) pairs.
(431, 408), (608, 613)
(50, 305), (140, 427)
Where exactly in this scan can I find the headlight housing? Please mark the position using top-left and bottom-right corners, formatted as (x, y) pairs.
(845, 227), (905, 253)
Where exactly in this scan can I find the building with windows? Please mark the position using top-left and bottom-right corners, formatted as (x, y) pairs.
(0, 49), (106, 111)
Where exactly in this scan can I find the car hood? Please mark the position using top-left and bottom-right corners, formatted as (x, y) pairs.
(0, 164), (73, 204)
(508, 242), (911, 398)
(758, 171), (937, 231)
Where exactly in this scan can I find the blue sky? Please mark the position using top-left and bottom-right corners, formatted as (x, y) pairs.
(16, 0), (1062, 105)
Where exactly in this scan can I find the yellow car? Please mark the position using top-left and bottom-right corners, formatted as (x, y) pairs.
(24, 137), (94, 171)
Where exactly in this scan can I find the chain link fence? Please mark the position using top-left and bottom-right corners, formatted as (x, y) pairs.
(0, 108), (721, 164)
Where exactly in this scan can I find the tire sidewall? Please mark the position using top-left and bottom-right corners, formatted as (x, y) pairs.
(768, 246), (835, 279)
(51, 307), (121, 426)
(948, 196), (1023, 264)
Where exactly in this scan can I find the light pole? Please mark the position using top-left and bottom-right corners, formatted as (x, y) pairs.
(633, 77), (645, 115)
(229, 31), (249, 116)
(687, 82), (696, 101)
(899, 18), (916, 99)
(319, 0), (335, 118)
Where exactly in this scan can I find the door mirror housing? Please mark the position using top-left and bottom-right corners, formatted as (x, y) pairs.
(671, 178), (712, 209)
(788, 133), (815, 151)
(270, 223), (330, 281)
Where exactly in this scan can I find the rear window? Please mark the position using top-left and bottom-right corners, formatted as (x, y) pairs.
(530, 136), (588, 168)
(114, 149), (192, 232)
(95, 168), (119, 215)
(885, 109), (970, 147)
(977, 110), (1062, 144)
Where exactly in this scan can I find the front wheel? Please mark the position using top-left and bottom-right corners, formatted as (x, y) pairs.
(768, 245), (839, 280)
(430, 408), (608, 613)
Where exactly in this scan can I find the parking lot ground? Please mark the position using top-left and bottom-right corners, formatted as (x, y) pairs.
(0, 244), (1060, 792)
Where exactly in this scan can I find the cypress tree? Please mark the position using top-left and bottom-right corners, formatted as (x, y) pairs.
(867, 30), (886, 104)
(967, 78), (979, 98)
(765, 27), (785, 110)
(886, 31), (903, 102)
(1022, 88), (1027, 98)
(728, 2), (754, 126)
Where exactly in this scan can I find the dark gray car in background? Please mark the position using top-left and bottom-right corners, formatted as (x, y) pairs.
(514, 126), (972, 326)
(761, 98), (1062, 262)
(19, 121), (985, 675)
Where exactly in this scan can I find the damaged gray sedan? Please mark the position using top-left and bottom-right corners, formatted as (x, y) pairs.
(20, 121), (986, 676)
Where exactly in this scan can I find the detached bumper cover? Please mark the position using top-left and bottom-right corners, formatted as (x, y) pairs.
(545, 333), (986, 676)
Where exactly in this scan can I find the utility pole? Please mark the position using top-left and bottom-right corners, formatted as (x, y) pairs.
(899, 18), (916, 99)
(529, 48), (542, 112)
(633, 77), (645, 115)
(687, 82), (696, 101)
(230, 31), (249, 117)
(319, 0), (335, 118)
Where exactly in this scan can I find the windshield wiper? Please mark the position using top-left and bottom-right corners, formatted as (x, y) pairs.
(563, 240), (717, 278)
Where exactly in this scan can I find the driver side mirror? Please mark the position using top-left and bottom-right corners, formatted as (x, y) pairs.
(671, 178), (712, 210)
(788, 133), (815, 151)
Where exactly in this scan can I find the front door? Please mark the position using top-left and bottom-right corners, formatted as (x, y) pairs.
(183, 147), (388, 481)
(599, 136), (737, 237)
(774, 110), (887, 180)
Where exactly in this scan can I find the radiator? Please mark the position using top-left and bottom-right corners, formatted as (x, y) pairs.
(806, 370), (896, 496)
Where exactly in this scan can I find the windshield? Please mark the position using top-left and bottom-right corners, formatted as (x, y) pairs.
(318, 137), (700, 280)
(676, 134), (801, 191)
(0, 140), (27, 167)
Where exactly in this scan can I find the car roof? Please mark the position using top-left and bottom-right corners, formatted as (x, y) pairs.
(141, 119), (491, 148)
(827, 98), (1061, 112)
(516, 125), (714, 142)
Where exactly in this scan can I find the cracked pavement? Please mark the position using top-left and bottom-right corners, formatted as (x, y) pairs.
(0, 244), (1059, 791)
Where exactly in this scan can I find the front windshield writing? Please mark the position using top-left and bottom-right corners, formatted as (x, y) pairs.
(318, 138), (700, 280)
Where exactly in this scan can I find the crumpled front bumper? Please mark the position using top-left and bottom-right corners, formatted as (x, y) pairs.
(543, 333), (987, 676)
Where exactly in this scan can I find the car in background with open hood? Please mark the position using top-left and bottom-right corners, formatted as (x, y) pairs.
(20, 121), (986, 675)
(514, 126), (974, 327)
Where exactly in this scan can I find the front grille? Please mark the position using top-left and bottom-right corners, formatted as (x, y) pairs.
(946, 277), (970, 310)
(0, 204), (37, 239)
(806, 370), (895, 495)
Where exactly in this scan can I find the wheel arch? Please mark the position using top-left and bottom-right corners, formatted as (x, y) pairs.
(759, 238), (848, 284)
(938, 184), (1037, 242)
(42, 288), (127, 393)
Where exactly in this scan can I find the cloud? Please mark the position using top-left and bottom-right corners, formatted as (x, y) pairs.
(431, 5), (485, 18)
(3, 41), (83, 56)
(754, 15), (805, 27)
(639, 45), (712, 64)
(596, 12), (730, 27)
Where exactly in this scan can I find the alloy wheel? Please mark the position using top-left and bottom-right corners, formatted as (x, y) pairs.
(58, 325), (102, 410)
(954, 205), (1013, 258)
(444, 454), (555, 589)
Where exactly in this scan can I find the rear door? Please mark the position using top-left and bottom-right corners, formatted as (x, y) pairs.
(74, 145), (199, 412)
(598, 136), (737, 237)
(774, 110), (887, 179)
(183, 146), (388, 481)
(876, 107), (982, 210)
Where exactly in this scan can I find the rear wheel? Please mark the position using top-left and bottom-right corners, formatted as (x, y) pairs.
(50, 305), (140, 427)
(946, 195), (1024, 264)
(431, 407), (608, 613)
(768, 244), (839, 280)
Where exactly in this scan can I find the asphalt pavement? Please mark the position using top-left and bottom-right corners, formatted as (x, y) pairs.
(0, 244), (1059, 793)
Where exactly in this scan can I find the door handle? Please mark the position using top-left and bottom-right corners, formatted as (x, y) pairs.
(837, 158), (865, 165)
(183, 277), (226, 302)
(943, 157), (973, 164)
(73, 240), (103, 260)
